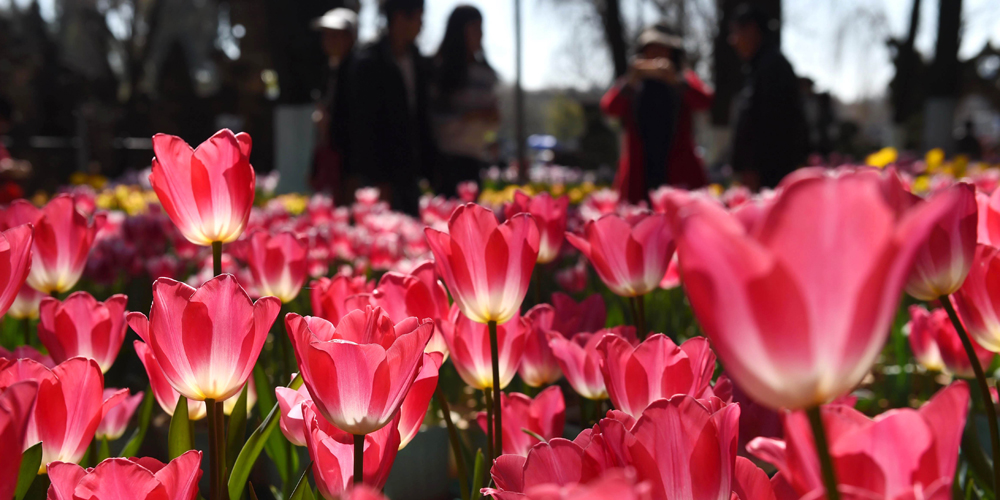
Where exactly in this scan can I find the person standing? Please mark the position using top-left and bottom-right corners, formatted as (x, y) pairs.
(728, 3), (809, 189)
(601, 24), (713, 204)
(430, 5), (500, 197)
(343, 0), (435, 214)
(310, 8), (358, 197)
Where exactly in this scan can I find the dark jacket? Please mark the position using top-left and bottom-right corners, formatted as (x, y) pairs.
(343, 37), (436, 214)
(731, 45), (809, 188)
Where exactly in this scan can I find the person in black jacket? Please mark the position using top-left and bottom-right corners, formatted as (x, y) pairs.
(728, 4), (809, 189)
(342, 0), (435, 214)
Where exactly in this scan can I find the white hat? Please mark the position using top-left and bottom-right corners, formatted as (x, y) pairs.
(312, 8), (358, 32)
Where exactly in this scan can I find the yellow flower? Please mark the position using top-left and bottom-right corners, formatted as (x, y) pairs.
(866, 147), (898, 168)
(925, 148), (945, 172)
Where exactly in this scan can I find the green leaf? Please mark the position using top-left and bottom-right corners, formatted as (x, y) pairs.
(470, 449), (484, 500)
(229, 374), (302, 500)
(249, 483), (260, 500)
(15, 442), (42, 500)
(253, 363), (275, 412)
(119, 387), (155, 457)
(521, 428), (546, 443)
(226, 383), (250, 472)
(20, 472), (48, 500)
(97, 438), (111, 463)
(168, 396), (193, 460)
(287, 462), (314, 500)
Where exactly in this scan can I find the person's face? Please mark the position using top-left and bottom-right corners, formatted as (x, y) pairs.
(640, 44), (672, 60)
(322, 29), (355, 61)
(393, 8), (424, 43)
(728, 23), (761, 61)
(465, 19), (483, 56)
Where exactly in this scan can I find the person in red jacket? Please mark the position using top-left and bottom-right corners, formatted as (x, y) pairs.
(601, 24), (713, 203)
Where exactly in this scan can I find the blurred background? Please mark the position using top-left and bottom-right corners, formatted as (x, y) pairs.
(0, 0), (999, 197)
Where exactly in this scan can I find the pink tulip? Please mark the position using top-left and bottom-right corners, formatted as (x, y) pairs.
(597, 334), (719, 418)
(128, 274), (280, 401)
(134, 341), (207, 420)
(515, 469), (653, 500)
(0, 224), (33, 317)
(0, 381), (38, 500)
(486, 437), (607, 500)
(908, 304), (994, 378)
(287, 306), (432, 435)
(302, 402), (400, 495)
(0, 345), (54, 368)
(548, 326), (637, 400)
(150, 129), (255, 245)
(26, 195), (105, 293)
(425, 203), (539, 324)
(565, 213), (674, 298)
(458, 181), (479, 203)
(311, 274), (372, 325)
(47, 450), (202, 500)
(38, 292), (128, 373)
(8, 283), (43, 320)
(276, 383), (311, 446)
(519, 304), (563, 387)
(549, 293), (606, 337)
(748, 381), (969, 500)
(0, 357), (126, 472)
(443, 305), (529, 390)
(0, 198), (42, 229)
(674, 169), (963, 409)
(397, 352), (441, 449)
(340, 486), (392, 500)
(658, 255), (681, 289)
(731, 457), (780, 500)
(369, 261), (451, 357)
(507, 191), (569, 264)
(954, 245), (1000, 352)
(903, 183), (977, 300)
(554, 258), (588, 294)
(246, 229), (308, 303)
(476, 386), (565, 457)
(95, 388), (144, 440)
(978, 188), (1000, 247)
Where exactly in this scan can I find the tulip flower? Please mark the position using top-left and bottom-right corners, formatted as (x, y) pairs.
(443, 306), (528, 391)
(954, 245), (1000, 352)
(486, 436), (608, 499)
(518, 304), (563, 387)
(302, 402), (401, 495)
(0, 381), (38, 500)
(907, 304), (994, 378)
(311, 274), (372, 325)
(0, 357), (126, 472)
(150, 129), (255, 246)
(134, 341), (207, 421)
(0, 224), (33, 319)
(748, 381), (969, 500)
(370, 261), (451, 357)
(516, 469), (653, 500)
(246, 229), (308, 303)
(0, 345), (54, 368)
(397, 352), (441, 449)
(38, 292), (128, 373)
(476, 386), (565, 457)
(286, 306), (432, 435)
(554, 258), (588, 294)
(424, 202), (539, 325)
(596, 334), (719, 418)
(0, 198), (42, 230)
(548, 326), (637, 400)
(95, 388), (144, 441)
(7, 283), (44, 320)
(47, 450), (202, 500)
(549, 293), (606, 338)
(903, 183), (977, 300)
(127, 274), (280, 402)
(978, 188), (1000, 247)
(25, 194), (105, 294)
(674, 169), (962, 410)
(565, 212), (673, 298)
(507, 190), (569, 264)
(276, 383), (311, 446)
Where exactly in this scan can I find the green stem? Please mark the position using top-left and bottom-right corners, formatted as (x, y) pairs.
(354, 434), (364, 486)
(212, 241), (223, 276)
(207, 399), (229, 500)
(806, 406), (840, 500)
(435, 388), (470, 500)
(630, 295), (646, 339)
(22, 317), (31, 347)
(942, 296), (1000, 492)
(484, 389), (494, 467)
(488, 319), (503, 459)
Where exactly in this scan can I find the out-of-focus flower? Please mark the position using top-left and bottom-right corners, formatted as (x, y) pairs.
(903, 183), (977, 300)
(548, 326), (636, 400)
(25, 195), (105, 294)
(554, 258), (588, 294)
(0, 224), (33, 316)
(566, 213), (673, 298)
(311, 274), (372, 325)
(476, 386), (565, 457)
(908, 304), (994, 377)
(518, 304), (563, 387)
(7, 283), (44, 320)
(246, 229), (308, 303)
(38, 292), (128, 373)
(443, 306), (528, 391)
(95, 388), (144, 441)
(507, 190), (569, 264)
(549, 293), (606, 337)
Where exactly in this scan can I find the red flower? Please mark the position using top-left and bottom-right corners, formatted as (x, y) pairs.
(246, 229), (308, 303)
(907, 304), (994, 378)
(566, 213), (673, 298)
(0, 381), (38, 500)
(443, 306), (529, 391)
(47, 451), (202, 500)
(0, 224), (33, 316)
(38, 292), (128, 373)
(302, 402), (400, 494)
(27, 194), (105, 294)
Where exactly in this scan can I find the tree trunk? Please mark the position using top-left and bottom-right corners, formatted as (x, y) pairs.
(922, 0), (963, 152)
(597, 0), (629, 78)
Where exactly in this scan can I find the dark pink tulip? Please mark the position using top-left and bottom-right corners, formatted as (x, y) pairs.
(287, 307), (432, 435)
(748, 381), (969, 500)
(7, 283), (44, 320)
(954, 245), (1000, 352)
(150, 129), (255, 245)
(47, 450), (202, 500)
(597, 334), (719, 418)
(128, 274), (280, 401)
(0, 224), (33, 317)
(425, 203), (539, 324)
(134, 341), (207, 420)
(904, 183), (977, 300)
(0, 357), (126, 472)
(507, 190), (569, 264)
(675, 170), (963, 409)
(246, 229), (308, 303)
(555, 258), (588, 294)
(518, 468), (653, 500)
(95, 388), (144, 441)
(311, 274), (372, 325)
(27, 194), (105, 293)
(548, 326), (636, 400)
(0, 198), (42, 229)
(908, 304), (994, 378)
(978, 188), (1000, 247)
(370, 261), (451, 357)
(486, 437), (607, 500)
(565, 213), (674, 297)
(457, 181), (479, 203)
(519, 304), (563, 387)
(443, 306), (529, 390)
(397, 352), (441, 449)
(731, 457), (779, 500)
(302, 402), (400, 495)
(0, 381), (37, 500)
(549, 293), (606, 337)
(476, 386), (565, 457)
(0, 345), (54, 368)
(38, 292), (128, 373)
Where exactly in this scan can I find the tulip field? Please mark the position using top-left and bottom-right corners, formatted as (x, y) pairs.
(3, 130), (1000, 500)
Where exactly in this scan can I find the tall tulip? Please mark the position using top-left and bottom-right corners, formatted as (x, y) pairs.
(246, 229), (308, 303)
(95, 388), (144, 441)
(26, 194), (105, 294)
(903, 182), (977, 300)
(519, 304), (563, 387)
(0, 357), (126, 472)
(507, 190), (569, 264)
(47, 450), (202, 500)
(0, 381), (37, 500)
(302, 403), (401, 496)
(547, 326), (637, 401)
(907, 304), (994, 378)
(150, 129), (255, 247)
(476, 386), (565, 457)
(0, 224), (33, 317)
(443, 306), (528, 391)
(38, 292), (128, 373)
